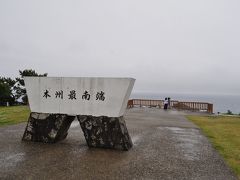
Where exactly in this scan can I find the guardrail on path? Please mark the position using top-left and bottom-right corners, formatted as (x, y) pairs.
(127, 99), (213, 113)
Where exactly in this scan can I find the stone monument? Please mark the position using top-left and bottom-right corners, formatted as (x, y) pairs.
(22, 77), (135, 150)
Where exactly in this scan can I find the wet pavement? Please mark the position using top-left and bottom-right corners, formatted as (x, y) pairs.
(0, 108), (237, 180)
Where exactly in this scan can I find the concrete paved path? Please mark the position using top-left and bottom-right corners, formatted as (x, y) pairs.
(0, 108), (237, 180)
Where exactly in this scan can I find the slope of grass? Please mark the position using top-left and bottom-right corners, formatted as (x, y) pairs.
(0, 106), (30, 126)
(187, 115), (240, 179)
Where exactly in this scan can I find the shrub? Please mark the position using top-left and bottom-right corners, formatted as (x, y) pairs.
(226, 110), (233, 115)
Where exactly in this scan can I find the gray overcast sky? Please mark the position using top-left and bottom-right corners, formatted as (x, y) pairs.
(0, 0), (240, 94)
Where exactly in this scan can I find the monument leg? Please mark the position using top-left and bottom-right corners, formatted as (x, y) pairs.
(22, 112), (75, 143)
(77, 115), (133, 151)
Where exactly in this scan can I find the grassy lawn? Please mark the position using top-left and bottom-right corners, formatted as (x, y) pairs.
(0, 106), (30, 126)
(187, 115), (240, 179)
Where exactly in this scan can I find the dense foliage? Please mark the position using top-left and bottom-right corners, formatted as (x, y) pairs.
(0, 77), (16, 106)
(0, 69), (47, 105)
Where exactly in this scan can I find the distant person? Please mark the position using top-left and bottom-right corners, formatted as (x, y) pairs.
(168, 97), (171, 109)
(164, 97), (168, 110)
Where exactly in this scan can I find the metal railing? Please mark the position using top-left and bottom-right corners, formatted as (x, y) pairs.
(127, 99), (213, 113)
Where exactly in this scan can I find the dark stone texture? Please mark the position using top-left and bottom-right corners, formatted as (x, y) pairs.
(77, 115), (133, 151)
(22, 112), (133, 151)
(22, 112), (75, 143)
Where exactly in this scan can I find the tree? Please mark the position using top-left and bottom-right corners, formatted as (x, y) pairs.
(14, 69), (47, 104)
(0, 77), (16, 106)
(226, 110), (233, 115)
(0, 77), (16, 87)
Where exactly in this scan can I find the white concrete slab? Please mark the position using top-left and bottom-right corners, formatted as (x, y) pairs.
(24, 77), (135, 117)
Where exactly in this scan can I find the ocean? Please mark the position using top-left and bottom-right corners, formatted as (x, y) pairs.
(130, 92), (240, 114)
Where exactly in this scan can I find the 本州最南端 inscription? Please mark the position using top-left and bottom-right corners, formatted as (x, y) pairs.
(43, 89), (105, 101)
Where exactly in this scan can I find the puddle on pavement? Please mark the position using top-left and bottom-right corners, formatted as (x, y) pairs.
(0, 152), (25, 168)
(70, 120), (80, 128)
(158, 126), (202, 161)
(131, 135), (141, 145)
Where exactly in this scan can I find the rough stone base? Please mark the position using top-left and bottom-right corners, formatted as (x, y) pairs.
(77, 115), (133, 151)
(22, 112), (75, 143)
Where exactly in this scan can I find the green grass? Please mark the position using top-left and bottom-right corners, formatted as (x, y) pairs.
(0, 106), (30, 126)
(187, 115), (240, 179)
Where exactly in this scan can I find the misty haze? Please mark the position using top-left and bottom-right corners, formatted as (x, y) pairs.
(1, 0), (240, 93)
(1, 1), (240, 179)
